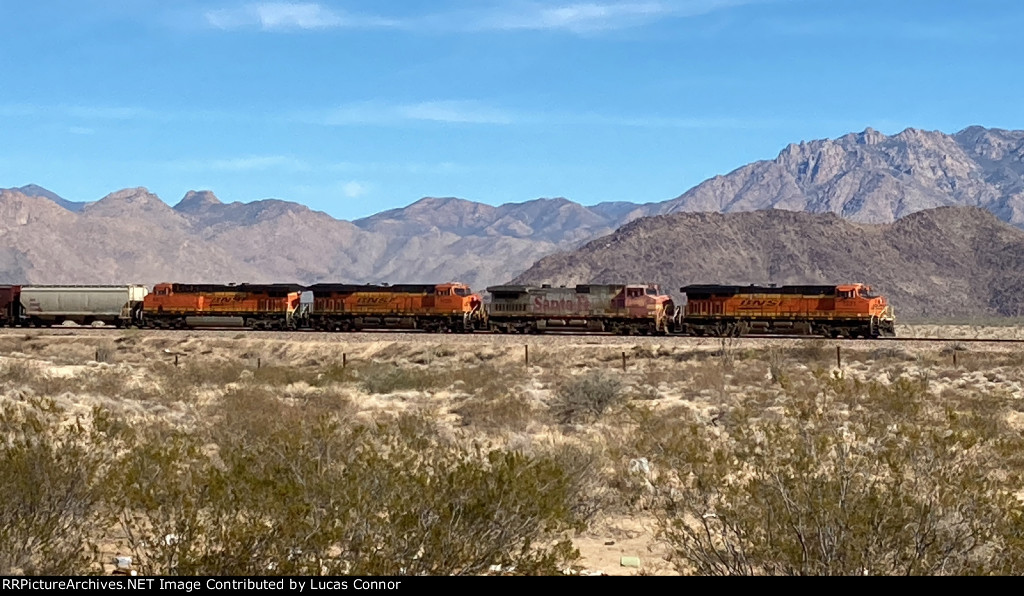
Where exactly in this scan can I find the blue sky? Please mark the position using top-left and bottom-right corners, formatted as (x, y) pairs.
(1, 0), (1021, 220)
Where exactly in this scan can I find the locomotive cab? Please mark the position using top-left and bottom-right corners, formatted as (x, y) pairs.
(435, 282), (485, 326)
(623, 284), (674, 332)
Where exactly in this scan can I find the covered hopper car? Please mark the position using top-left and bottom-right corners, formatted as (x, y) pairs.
(675, 283), (896, 338)
(140, 283), (305, 329)
(19, 285), (148, 327)
(486, 283), (674, 334)
(305, 282), (484, 332)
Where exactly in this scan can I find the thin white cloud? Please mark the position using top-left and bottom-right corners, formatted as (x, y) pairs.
(205, 2), (396, 31)
(476, 1), (675, 32)
(307, 100), (516, 126)
(341, 181), (368, 198)
(303, 100), (782, 130)
(202, 0), (763, 34)
(440, 0), (769, 33)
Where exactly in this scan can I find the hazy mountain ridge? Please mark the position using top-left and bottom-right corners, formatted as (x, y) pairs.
(0, 187), (567, 291)
(2, 184), (91, 212)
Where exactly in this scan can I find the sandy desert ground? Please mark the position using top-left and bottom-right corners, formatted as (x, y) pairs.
(2, 324), (1024, 575)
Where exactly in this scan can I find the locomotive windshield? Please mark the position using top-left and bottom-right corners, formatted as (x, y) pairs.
(455, 288), (470, 297)
(646, 287), (659, 295)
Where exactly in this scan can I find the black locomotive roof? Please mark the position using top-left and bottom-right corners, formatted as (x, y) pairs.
(171, 283), (305, 295)
(307, 283), (439, 294)
(681, 284), (838, 297)
(487, 284), (626, 294)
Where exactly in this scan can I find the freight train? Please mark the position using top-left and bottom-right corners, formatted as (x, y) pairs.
(0, 280), (896, 338)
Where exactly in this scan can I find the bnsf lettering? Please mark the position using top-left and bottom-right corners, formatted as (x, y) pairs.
(739, 299), (781, 307)
(533, 296), (591, 312)
(209, 295), (249, 305)
(356, 296), (391, 305)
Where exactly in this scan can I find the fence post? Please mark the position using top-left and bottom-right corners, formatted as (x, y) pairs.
(525, 345), (529, 367)
(953, 351), (957, 368)
(257, 357), (261, 369)
(836, 346), (841, 368)
(174, 354), (179, 367)
(622, 351), (627, 372)
(343, 353), (347, 368)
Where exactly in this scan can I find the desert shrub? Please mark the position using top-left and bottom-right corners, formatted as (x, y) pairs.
(550, 370), (625, 424)
(447, 364), (513, 396)
(0, 360), (37, 387)
(658, 376), (1014, 576)
(630, 382), (661, 401)
(312, 364), (356, 387)
(867, 346), (913, 362)
(764, 347), (788, 387)
(0, 362), (82, 397)
(454, 391), (536, 432)
(687, 362), (730, 402)
(94, 347), (115, 363)
(358, 362), (443, 394)
(106, 408), (585, 576)
(151, 360), (246, 391)
(79, 367), (137, 399)
(249, 365), (317, 386)
(0, 400), (109, 575)
(102, 419), (211, 576)
(337, 430), (584, 576)
(786, 340), (830, 364)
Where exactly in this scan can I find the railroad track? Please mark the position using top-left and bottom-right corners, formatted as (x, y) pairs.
(4, 326), (1024, 344)
(871, 336), (1024, 344)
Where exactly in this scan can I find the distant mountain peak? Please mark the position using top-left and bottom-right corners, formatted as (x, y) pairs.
(2, 184), (90, 212)
(82, 187), (177, 220)
(407, 196), (479, 210)
(16, 183), (58, 197)
(174, 190), (223, 212)
(100, 187), (158, 202)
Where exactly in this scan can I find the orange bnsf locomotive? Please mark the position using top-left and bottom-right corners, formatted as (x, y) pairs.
(305, 282), (484, 332)
(140, 283), (306, 330)
(674, 283), (896, 338)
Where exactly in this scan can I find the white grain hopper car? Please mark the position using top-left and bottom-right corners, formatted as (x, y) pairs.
(20, 285), (149, 327)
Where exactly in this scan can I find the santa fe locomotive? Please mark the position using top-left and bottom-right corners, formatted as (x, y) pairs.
(0, 280), (896, 338)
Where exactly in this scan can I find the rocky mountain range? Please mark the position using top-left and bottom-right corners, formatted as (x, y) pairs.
(3, 125), (1024, 317)
(647, 126), (1024, 226)
(0, 187), (617, 291)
